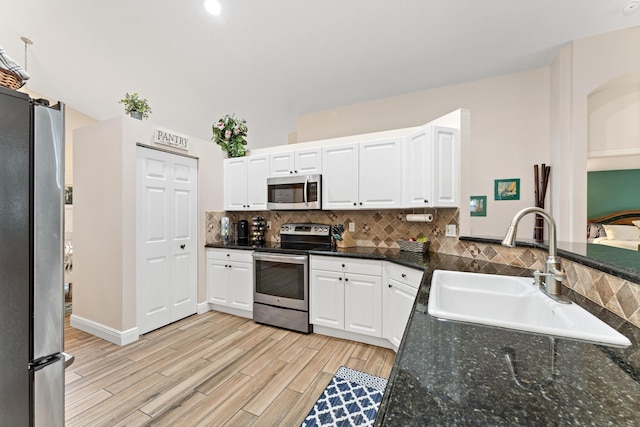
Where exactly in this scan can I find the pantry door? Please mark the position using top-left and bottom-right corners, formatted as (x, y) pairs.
(136, 146), (198, 335)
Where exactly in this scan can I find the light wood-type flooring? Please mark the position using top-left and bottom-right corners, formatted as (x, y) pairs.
(64, 311), (395, 426)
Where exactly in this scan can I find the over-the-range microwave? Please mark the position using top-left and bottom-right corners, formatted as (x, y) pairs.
(267, 174), (321, 210)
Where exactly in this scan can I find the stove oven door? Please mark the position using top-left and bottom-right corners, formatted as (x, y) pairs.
(253, 252), (308, 311)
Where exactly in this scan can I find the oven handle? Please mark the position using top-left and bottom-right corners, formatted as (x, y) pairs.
(253, 252), (308, 265)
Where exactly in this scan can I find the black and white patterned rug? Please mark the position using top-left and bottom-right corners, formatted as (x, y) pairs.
(301, 366), (387, 426)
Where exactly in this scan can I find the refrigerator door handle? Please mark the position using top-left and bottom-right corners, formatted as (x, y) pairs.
(62, 352), (75, 368)
(28, 353), (64, 372)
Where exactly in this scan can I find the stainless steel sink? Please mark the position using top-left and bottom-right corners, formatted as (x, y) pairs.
(428, 270), (631, 348)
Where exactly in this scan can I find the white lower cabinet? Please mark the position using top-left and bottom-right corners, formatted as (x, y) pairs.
(310, 256), (383, 338)
(206, 248), (253, 317)
(383, 264), (423, 350)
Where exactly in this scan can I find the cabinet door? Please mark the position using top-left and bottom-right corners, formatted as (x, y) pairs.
(310, 270), (345, 329)
(294, 148), (322, 175)
(269, 151), (295, 177)
(228, 261), (253, 311)
(246, 155), (269, 210)
(385, 279), (418, 348)
(224, 158), (247, 210)
(433, 126), (459, 207)
(207, 259), (229, 305)
(359, 138), (402, 209)
(344, 273), (382, 337)
(322, 143), (359, 210)
(402, 127), (434, 208)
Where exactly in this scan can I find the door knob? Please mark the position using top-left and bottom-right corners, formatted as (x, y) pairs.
(388, 284), (392, 288)
(180, 244), (186, 249)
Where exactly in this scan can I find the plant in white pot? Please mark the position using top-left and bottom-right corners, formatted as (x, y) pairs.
(119, 92), (152, 120)
(212, 114), (248, 157)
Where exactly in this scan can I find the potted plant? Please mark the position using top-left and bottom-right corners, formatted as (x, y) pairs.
(119, 92), (152, 120)
(212, 114), (248, 157)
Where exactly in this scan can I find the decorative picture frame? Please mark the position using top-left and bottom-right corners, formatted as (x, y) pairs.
(494, 178), (520, 201)
(470, 195), (487, 216)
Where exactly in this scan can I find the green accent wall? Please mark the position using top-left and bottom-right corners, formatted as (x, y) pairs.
(587, 169), (640, 218)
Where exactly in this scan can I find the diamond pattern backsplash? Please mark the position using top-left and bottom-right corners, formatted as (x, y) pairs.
(206, 209), (459, 248)
(205, 208), (640, 329)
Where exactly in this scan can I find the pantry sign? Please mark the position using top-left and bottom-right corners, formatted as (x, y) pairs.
(153, 129), (189, 150)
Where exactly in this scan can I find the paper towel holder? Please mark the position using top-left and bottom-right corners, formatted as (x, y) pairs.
(406, 213), (433, 223)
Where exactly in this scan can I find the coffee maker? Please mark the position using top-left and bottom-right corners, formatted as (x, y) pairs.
(237, 220), (249, 244)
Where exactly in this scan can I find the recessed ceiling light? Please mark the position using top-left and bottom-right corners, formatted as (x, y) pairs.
(622, 0), (640, 15)
(204, 0), (221, 16)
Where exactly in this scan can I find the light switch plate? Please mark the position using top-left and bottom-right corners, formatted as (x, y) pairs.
(266, 221), (272, 230)
(446, 224), (456, 237)
(349, 222), (355, 232)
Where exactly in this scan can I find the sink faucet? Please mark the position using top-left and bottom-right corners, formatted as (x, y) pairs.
(501, 207), (571, 304)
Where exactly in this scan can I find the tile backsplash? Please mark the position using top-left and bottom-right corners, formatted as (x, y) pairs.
(205, 208), (640, 328)
(205, 208), (459, 249)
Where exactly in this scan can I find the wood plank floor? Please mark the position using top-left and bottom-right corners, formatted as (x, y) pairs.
(64, 311), (395, 426)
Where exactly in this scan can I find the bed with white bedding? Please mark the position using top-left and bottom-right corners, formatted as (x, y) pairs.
(587, 210), (640, 251)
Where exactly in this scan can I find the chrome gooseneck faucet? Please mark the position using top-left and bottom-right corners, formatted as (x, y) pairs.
(501, 207), (571, 304)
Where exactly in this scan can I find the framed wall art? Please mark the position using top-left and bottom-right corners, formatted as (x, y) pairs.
(494, 178), (520, 201)
(470, 195), (487, 216)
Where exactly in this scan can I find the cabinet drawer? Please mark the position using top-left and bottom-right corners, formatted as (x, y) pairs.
(311, 255), (382, 276)
(206, 248), (253, 263)
(389, 264), (423, 289)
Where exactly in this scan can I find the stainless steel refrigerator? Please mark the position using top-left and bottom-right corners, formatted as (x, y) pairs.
(0, 85), (72, 426)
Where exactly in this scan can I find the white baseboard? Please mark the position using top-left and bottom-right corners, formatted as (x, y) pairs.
(312, 325), (393, 350)
(209, 303), (253, 319)
(197, 301), (210, 314)
(70, 314), (139, 346)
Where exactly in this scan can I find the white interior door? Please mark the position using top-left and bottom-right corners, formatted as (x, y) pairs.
(137, 147), (197, 335)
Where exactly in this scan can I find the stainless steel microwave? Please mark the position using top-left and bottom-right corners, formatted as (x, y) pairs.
(267, 174), (321, 210)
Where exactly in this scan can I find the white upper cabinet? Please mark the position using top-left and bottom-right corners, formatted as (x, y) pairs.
(224, 157), (248, 210)
(222, 121), (459, 212)
(402, 127), (434, 208)
(433, 126), (459, 207)
(322, 138), (402, 210)
(359, 137), (402, 209)
(224, 154), (269, 211)
(269, 148), (322, 177)
(402, 125), (459, 208)
(322, 143), (360, 210)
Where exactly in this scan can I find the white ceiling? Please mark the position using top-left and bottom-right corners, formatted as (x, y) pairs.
(2, 0), (640, 148)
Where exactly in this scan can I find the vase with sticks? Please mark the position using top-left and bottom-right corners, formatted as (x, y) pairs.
(534, 164), (550, 242)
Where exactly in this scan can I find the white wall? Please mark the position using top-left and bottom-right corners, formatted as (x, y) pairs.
(295, 26), (640, 243)
(73, 116), (223, 339)
(551, 26), (640, 242)
(295, 68), (551, 238)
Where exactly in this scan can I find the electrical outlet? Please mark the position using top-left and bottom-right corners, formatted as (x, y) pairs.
(446, 224), (456, 237)
(349, 222), (355, 232)
(266, 221), (272, 230)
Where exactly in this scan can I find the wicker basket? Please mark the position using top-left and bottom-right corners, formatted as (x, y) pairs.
(0, 68), (23, 90)
(397, 239), (430, 254)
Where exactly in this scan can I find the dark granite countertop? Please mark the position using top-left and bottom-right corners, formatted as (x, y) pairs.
(206, 243), (640, 424)
(375, 252), (640, 426)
